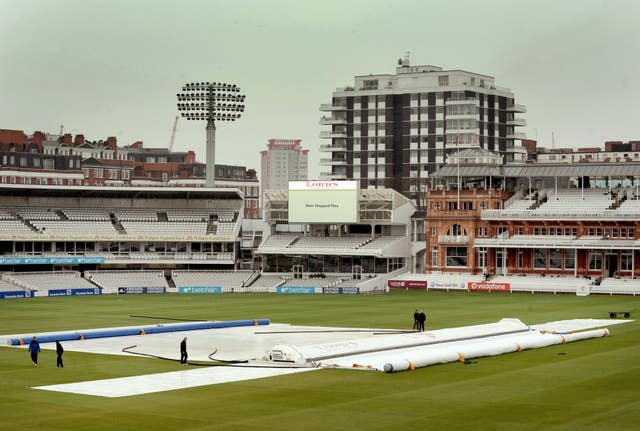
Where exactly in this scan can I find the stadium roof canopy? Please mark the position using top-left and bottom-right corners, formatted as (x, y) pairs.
(0, 184), (243, 200)
(431, 163), (640, 178)
(263, 188), (402, 203)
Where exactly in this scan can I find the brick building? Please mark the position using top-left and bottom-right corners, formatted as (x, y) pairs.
(426, 147), (640, 280)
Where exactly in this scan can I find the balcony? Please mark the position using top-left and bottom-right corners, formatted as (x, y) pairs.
(438, 235), (470, 244)
(320, 143), (347, 152)
(320, 158), (348, 166)
(507, 118), (527, 127)
(506, 132), (526, 140)
(319, 130), (347, 139)
(319, 116), (347, 125)
(445, 97), (479, 105)
(320, 103), (347, 111)
(319, 172), (347, 180)
(445, 128), (480, 135)
(446, 113), (478, 120)
(507, 104), (527, 113)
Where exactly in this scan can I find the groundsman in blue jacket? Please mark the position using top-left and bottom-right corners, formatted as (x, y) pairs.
(28, 336), (40, 366)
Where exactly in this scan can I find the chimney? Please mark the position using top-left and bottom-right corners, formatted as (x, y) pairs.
(521, 139), (537, 154)
(186, 150), (196, 163)
(604, 141), (622, 152)
(74, 134), (85, 146)
(33, 131), (45, 152)
(131, 141), (143, 149)
(62, 133), (73, 146)
(106, 136), (118, 152)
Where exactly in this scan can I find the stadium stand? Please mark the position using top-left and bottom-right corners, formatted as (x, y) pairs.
(32, 220), (118, 236)
(292, 236), (370, 250)
(592, 278), (640, 295)
(85, 270), (169, 294)
(0, 278), (21, 291)
(280, 276), (350, 289)
(13, 207), (61, 220)
(489, 275), (591, 294)
(358, 236), (406, 250)
(62, 208), (112, 221)
(172, 270), (255, 292)
(0, 220), (36, 235)
(258, 234), (299, 248)
(245, 274), (286, 292)
(121, 221), (207, 236)
(4, 271), (96, 293)
(114, 209), (158, 221)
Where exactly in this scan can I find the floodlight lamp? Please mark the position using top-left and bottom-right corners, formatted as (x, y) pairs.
(176, 81), (246, 123)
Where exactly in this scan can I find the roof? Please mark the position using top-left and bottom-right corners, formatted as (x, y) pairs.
(0, 184), (243, 200)
(431, 162), (640, 178)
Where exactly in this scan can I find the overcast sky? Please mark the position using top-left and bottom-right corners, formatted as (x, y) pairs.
(1, 0), (639, 179)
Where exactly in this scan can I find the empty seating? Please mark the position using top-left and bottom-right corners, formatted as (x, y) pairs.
(114, 209), (158, 221)
(62, 208), (111, 221)
(593, 278), (640, 295)
(0, 220), (36, 235)
(164, 209), (236, 222)
(165, 209), (212, 222)
(0, 277), (21, 291)
(6, 271), (95, 292)
(246, 274), (286, 292)
(259, 234), (299, 249)
(13, 208), (60, 220)
(172, 270), (254, 291)
(215, 222), (236, 235)
(490, 275), (589, 294)
(358, 236), (404, 250)
(121, 221), (207, 236)
(85, 270), (168, 294)
(32, 221), (118, 235)
(292, 236), (369, 249)
(280, 276), (348, 288)
(0, 210), (15, 220)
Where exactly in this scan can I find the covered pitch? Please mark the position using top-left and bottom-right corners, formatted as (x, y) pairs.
(2, 317), (631, 398)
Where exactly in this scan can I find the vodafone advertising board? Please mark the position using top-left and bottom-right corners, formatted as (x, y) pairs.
(467, 281), (511, 292)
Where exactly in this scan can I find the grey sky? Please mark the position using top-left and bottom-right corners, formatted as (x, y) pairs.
(1, 0), (639, 179)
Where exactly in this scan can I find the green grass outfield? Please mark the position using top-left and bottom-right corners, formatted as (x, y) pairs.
(0, 290), (638, 431)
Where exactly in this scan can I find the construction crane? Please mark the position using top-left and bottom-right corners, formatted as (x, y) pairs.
(169, 116), (179, 151)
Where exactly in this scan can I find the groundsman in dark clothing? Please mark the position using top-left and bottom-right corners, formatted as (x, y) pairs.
(56, 340), (64, 368)
(418, 310), (426, 331)
(28, 336), (40, 366)
(180, 337), (188, 365)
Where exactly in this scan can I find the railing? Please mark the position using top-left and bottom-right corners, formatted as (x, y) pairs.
(506, 132), (526, 140)
(319, 172), (347, 180)
(445, 97), (478, 104)
(507, 104), (527, 113)
(319, 116), (347, 125)
(319, 131), (347, 139)
(438, 235), (470, 243)
(482, 209), (639, 220)
(320, 158), (347, 165)
(503, 190), (523, 208)
(320, 103), (347, 111)
(507, 118), (527, 126)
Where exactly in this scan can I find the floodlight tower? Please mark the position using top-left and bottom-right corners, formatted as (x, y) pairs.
(176, 82), (246, 187)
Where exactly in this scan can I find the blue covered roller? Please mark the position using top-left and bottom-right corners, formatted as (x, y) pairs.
(7, 319), (270, 346)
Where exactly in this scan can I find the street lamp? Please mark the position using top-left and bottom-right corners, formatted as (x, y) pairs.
(176, 82), (246, 187)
